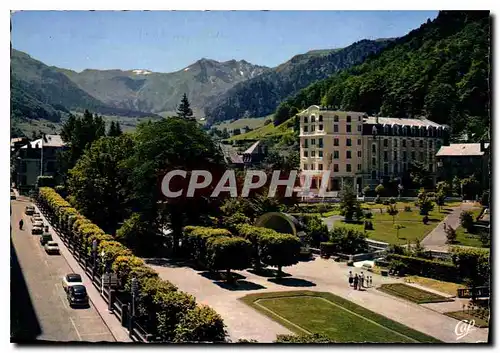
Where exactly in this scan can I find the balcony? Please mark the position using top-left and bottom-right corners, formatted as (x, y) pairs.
(300, 130), (327, 137)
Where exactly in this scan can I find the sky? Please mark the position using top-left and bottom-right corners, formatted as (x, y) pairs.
(11, 10), (438, 73)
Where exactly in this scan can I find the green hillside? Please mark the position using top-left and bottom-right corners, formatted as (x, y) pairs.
(279, 11), (490, 140)
(228, 117), (295, 141)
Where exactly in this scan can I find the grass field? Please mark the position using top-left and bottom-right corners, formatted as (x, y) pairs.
(335, 209), (447, 245)
(228, 117), (294, 141)
(212, 116), (270, 132)
(378, 284), (453, 304)
(445, 310), (489, 328)
(406, 276), (462, 296)
(241, 291), (441, 343)
(455, 208), (486, 248)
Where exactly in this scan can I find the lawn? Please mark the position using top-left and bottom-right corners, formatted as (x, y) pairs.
(229, 117), (294, 141)
(454, 208), (487, 248)
(445, 310), (489, 328)
(378, 283), (453, 304)
(406, 276), (462, 296)
(212, 116), (270, 132)
(241, 291), (441, 343)
(335, 209), (447, 245)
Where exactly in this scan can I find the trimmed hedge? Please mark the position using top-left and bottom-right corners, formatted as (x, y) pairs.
(205, 236), (252, 274)
(183, 226), (233, 266)
(37, 187), (227, 342)
(386, 254), (459, 282)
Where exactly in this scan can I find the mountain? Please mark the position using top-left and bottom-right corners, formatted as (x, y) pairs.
(58, 59), (269, 115)
(11, 49), (159, 122)
(281, 11), (490, 139)
(203, 39), (393, 123)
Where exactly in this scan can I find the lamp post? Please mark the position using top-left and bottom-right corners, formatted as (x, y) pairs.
(92, 240), (98, 277)
(129, 277), (139, 337)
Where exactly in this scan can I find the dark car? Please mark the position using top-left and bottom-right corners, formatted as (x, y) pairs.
(40, 233), (53, 245)
(67, 285), (89, 308)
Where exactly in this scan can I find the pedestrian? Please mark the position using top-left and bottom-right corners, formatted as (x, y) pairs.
(353, 274), (359, 290)
(348, 271), (353, 287)
(19, 219), (24, 230)
(370, 276), (373, 287)
(360, 271), (365, 289)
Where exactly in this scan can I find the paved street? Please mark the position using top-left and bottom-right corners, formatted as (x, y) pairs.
(10, 197), (115, 343)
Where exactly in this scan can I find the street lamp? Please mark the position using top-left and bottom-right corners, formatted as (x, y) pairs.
(129, 277), (139, 337)
(92, 239), (98, 276)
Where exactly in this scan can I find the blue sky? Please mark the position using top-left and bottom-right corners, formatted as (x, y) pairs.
(11, 11), (438, 73)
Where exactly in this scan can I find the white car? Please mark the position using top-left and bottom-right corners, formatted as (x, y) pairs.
(62, 273), (84, 292)
(44, 241), (60, 255)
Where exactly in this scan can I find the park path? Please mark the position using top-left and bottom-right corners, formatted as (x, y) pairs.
(421, 203), (479, 252)
(145, 256), (488, 343)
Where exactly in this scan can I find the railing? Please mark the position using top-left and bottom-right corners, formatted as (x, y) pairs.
(457, 286), (490, 299)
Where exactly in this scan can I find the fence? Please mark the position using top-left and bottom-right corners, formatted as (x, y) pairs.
(457, 286), (490, 299)
(35, 198), (154, 343)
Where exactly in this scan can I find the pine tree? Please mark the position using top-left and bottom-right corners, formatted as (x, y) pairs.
(177, 93), (194, 120)
(108, 121), (123, 137)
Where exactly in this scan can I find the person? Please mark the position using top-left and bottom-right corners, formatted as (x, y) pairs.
(353, 274), (359, 290)
(360, 271), (365, 289)
(19, 219), (24, 230)
(348, 271), (353, 287)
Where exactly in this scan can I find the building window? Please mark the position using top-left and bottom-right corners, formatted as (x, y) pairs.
(357, 125), (362, 132)
(358, 116), (362, 122)
(383, 139), (388, 147)
(346, 151), (352, 159)
(384, 164), (389, 175)
(372, 144), (376, 153)
(334, 115), (339, 122)
(318, 138), (323, 148)
(311, 151), (316, 157)
(303, 164), (308, 170)
(403, 151), (407, 161)
(394, 151), (398, 159)
(334, 164), (339, 172)
(304, 150), (308, 157)
(304, 139), (308, 148)
(384, 151), (388, 161)
(311, 125), (316, 132)
(429, 164), (433, 172)
(428, 152), (433, 160)
(357, 139), (361, 145)
(334, 138), (339, 146)
(411, 151), (416, 160)
(319, 124), (323, 131)
(419, 152), (424, 160)
(319, 115), (323, 122)
(372, 157), (376, 166)
(304, 116), (308, 123)
(319, 151), (323, 158)
(371, 170), (377, 179)
(394, 139), (398, 147)
(21, 161), (27, 173)
(311, 116), (316, 123)
(303, 126), (308, 132)
(403, 163), (407, 171)
(394, 163), (399, 174)
(334, 124), (339, 132)
(346, 125), (352, 133)
(333, 151), (339, 159)
(318, 164), (323, 171)
(429, 140), (433, 149)
(357, 151), (362, 158)
(411, 140), (415, 148)
(346, 138), (352, 146)
(357, 164), (362, 171)
(346, 164), (352, 172)
(402, 140), (406, 148)
(347, 115), (351, 123)
(419, 140), (424, 148)
(437, 140), (442, 148)
(311, 139), (316, 145)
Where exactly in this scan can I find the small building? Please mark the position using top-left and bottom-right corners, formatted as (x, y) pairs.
(218, 143), (244, 169)
(242, 141), (266, 167)
(16, 134), (66, 192)
(436, 142), (490, 190)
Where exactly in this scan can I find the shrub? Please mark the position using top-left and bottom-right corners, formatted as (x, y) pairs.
(374, 195), (382, 204)
(362, 186), (371, 196)
(422, 215), (429, 224)
(259, 233), (301, 277)
(389, 197), (396, 204)
(174, 305), (226, 343)
(329, 226), (368, 254)
(444, 225), (457, 244)
(275, 333), (335, 343)
(136, 277), (178, 328)
(320, 242), (336, 257)
(386, 204), (399, 224)
(155, 290), (197, 341)
(111, 255), (145, 287)
(205, 236), (252, 277)
(183, 226), (233, 265)
(300, 215), (329, 247)
(115, 213), (153, 251)
(36, 176), (56, 188)
(364, 220), (374, 230)
(375, 184), (385, 196)
(383, 200), (390, 205)
(459, 210), (475, 233)
(404, 205), (412, 212)
(98, 240), (133, 269)
(480, 190), (490, 207)
(450, 247), (490, 287)
(125, 265), (160, 292)
(364, 211), (373, 219)
(386, 254), (459, 282)
(235, 224), (281, 267)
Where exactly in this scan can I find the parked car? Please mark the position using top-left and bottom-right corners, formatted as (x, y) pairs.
(32, 224), (44, 235)
(31, 214), (42, 223)
(40, 233), (53, 245)
(10, 193), (16, 200)
(25, 206), (35, 215)
(44, 241), (60, 254)
(62, 273), (83, 292)
(67, 285), (89, 308)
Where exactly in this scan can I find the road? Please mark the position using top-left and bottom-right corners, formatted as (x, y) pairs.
(10, 196), (115, 343)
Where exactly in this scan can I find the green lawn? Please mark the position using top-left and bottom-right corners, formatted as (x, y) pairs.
(378, 284), (453, 304)
(455, 208), (487, 248)
(212, 116), (270, 132)
(335, 209), (447, 245)
(228, 117), (294, 141)
(241, 291), (441, 343)
(445, 310), (489, 328)
(406, 276), (462, 296)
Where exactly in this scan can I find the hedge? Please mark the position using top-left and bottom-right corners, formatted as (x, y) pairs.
(183, 226), (233, 265)
(450, 247), (490, 285)
(386, 254), (459, 282)
(37, 187), (227, 342)
(205, 236), (252, 274)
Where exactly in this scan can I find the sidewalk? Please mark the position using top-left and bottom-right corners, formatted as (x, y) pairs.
(34, 203), (132, 342)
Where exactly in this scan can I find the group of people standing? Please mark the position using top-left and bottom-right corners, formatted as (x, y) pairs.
(348, 271), (372, 290)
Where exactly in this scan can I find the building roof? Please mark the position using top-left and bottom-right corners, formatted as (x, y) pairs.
(219, 143), (243, 165)
(21, 135), (65, 149)
(364, 116), (445, 128)
(243, 141), (261, 155)
(11, 137), (26, 146)
(436, 143), (490, 157)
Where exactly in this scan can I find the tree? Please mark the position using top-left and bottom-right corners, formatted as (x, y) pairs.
(274, 103), (290, 126)
(363, 186), (371, 196)
(387, 204), (399, 224)
(174, 305), (226, 343)
(394, 224), (405, 240)
(435, 191), (446, 212)
(329, 226), (368, 254)
(259, 233), (301, 278)
(409, 161), (433, 188)
(68, 135), (133, 233)
(220, 128), (230, 139)
(339, 184), (364, 222)
(108, 121), (123, 137)
(232, 128), (241, 136)
(445, 224), (457, 244)
(460, 210), (475, 233)
(375, 184), (385, 196)
(177, 93), (194, 120)
(115, 213), (160, 255)
(206, 236), (252, 282)
(436, 181), (450, 196)
(301, 215), (329, 247)
(415, 190), (434, 215)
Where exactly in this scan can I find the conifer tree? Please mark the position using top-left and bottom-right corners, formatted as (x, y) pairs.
(177, 93), (194, 120)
